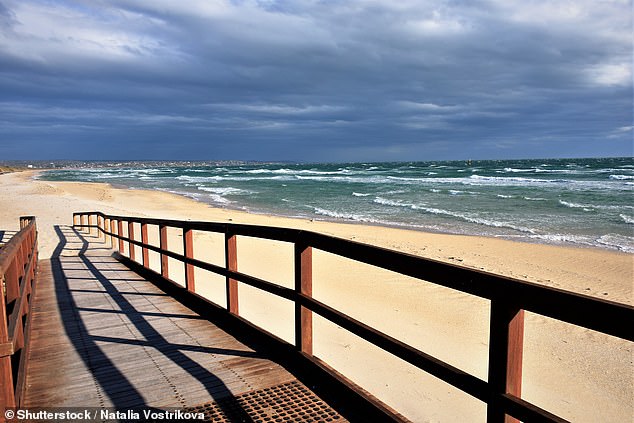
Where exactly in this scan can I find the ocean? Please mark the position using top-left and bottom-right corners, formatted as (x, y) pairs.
(40, 157), (634, 253)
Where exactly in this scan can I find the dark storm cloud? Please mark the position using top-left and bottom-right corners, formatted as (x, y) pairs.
(0, 0), (631, 161)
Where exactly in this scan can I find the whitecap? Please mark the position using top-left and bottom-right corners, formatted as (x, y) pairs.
(373, 197), (414, 208)
(504, 167), (534, 173)
(620, 214), (634, 224)
(197, 186), (255, 196)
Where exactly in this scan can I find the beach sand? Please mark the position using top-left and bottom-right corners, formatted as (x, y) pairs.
(1, 171), (632, 422)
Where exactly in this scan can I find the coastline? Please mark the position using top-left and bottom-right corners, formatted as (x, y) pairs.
(38, 158), (634, 255)
(1, 170), (632, 421)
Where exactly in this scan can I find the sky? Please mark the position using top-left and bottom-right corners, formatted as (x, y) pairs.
(0, 0), (632, 162)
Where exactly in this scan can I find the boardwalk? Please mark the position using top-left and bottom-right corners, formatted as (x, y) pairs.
(5, 212), (631, 423)
(21, 226), (353, 421)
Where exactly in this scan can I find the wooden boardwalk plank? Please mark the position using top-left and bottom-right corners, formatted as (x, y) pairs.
(21, 226), (354, 421)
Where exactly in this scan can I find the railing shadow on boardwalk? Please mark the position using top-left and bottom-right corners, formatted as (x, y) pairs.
(50, 225), (256, 419)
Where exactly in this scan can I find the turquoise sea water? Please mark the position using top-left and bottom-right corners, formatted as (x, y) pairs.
(40, 157), (634, 253)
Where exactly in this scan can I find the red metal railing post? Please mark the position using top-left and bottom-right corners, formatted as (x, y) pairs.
(225, 230), (239, 315)
(141, 223), (149, 268)
(110, 219), (116, 249)
(487, 301), (525, 423)
(184, 227), (195, 293)
(294, 240), (313, 356)
(118, 220), (124, 254)
(128, 221), (135, 262)
(160, 225), (169, 279)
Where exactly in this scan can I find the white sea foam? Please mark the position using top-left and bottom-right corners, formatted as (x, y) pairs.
(382, 189), (408, 195)
(597, 234), (634, 253)
(497, 194), (514, 198)
(197, 186), (255, 196)
(313, 207), (378, 223)
(204, 194), (230, 204)
(352, 192), (371, 197)
(609, 174), (634, 180)
(176, 175), (218, 182)
(559, 200), (634, 211)
(528, 233), (597, 248)
(504, 167), (535, 173)
(415, 206), (536, 233)
(373, 197), (414, 208)
(246, 168), (352, 175)
(559, 200), (591, 209)
(373, 197), (536, 234)
(620, 214), (634, 224)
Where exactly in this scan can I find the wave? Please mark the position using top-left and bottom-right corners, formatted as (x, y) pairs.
(178, 174), (294, 183)
(596, 234), (634, 253)
(173, 172), (631, 191)
(197, 186), (256, 196)
(559, 200), (593, 210)
(528, 233), (596, 248)
(373, 197), (414, 208)
(609, 174), (634, 180)
(313, 207), (379, 223)
(503, 167), (535, 173)
(245, 168), (352, 175)
(352, 192), (371, 197)
(373, 197), (536, 234)
(620, 214), (634, 224)
(559, 200), (634, 211)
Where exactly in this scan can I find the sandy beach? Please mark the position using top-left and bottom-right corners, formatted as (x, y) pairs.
(1, 170), (632, 422)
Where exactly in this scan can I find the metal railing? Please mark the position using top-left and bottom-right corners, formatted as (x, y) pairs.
(73, 211), (634, 423)
(0, 217), (38, 411)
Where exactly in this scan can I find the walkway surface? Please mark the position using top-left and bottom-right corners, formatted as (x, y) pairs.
(22, 226), (349, 422)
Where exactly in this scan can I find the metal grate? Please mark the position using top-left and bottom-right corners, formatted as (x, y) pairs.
(187, 381), (345, 422)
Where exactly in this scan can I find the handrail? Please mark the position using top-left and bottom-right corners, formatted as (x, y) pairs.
(0, 216), (38, 413)
(73, 211), (634, 423)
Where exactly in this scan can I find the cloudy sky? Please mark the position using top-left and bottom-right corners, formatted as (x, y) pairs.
(0, 0), (632, 162)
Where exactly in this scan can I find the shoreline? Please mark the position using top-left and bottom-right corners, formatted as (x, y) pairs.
(37, 169), (634, 254)
(1, 169), (632, 422)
